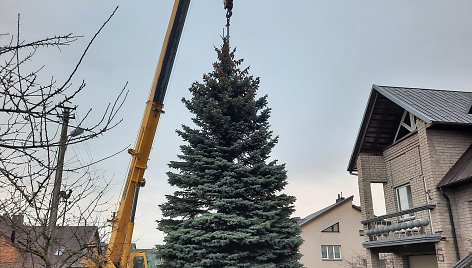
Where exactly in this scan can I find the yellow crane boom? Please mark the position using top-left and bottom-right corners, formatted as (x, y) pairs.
(85, 1), (191, 267)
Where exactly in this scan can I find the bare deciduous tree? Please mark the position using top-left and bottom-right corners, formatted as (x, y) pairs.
(0, 7), (125, 268)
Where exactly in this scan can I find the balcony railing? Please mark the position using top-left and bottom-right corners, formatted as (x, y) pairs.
(361, 204), (441, 248)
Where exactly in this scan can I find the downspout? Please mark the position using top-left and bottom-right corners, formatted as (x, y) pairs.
(439, 187), (460, 262)
(418, 150), (434, 233)
(422, 176), (434, 233)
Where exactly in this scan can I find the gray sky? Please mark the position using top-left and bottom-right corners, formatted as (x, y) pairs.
(3, 1), (472, 248)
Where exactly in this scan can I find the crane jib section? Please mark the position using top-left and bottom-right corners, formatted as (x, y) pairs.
(101, 1), (191, 268)
(152, 0), (191, 104)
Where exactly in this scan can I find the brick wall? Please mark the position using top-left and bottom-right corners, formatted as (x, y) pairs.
(449, 185), (472, 258)
(419, 121), (472, 267)
(383, 134), (422, 213)
(356, 120), (472, 268)
(357, 154), (387, 221)
(0, 235), (26, 268)
(0, 231), (45, 268)
(357, 154), (388, 183)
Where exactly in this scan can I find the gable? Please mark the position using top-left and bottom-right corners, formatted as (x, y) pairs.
(348, 85), (472, 172)
(298, 196), (357, 227)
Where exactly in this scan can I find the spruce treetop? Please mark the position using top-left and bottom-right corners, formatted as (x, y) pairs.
(158, 38), (303, 268)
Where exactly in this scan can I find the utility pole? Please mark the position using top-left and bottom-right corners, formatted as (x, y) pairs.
(47, 107), (71, 261)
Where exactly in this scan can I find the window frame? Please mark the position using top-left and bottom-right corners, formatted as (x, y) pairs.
(321, 245), (342, 260)
(54, 246), (65, 256)
(395, 184), (413, 211)
(395, 184), (414, 220)
(321, 222), (340, 233)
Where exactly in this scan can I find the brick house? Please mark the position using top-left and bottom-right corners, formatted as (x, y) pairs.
(0, 234), (32, 268)
(0, 215), (101, 267)
(348, 85), (472, 268)
(298, 195), (365, 267)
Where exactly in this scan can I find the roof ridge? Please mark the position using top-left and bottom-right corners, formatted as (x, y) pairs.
(298, 195), (355, 227)
(375, 84), (472, 94)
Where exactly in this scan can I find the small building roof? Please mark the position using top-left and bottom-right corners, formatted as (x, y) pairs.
(0, 216), (100, 267)
(348, 85), (472, 172)
(298, 196), (357, 227)
(437, 143), (472, 188)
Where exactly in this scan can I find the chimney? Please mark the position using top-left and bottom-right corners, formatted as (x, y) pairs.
(335, 192), (345, 203)
(11, 215), (24, 227)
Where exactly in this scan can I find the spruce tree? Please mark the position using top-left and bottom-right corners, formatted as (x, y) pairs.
(158, 38), (303, 268)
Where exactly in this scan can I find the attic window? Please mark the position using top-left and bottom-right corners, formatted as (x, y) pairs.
(322, 222), (339, 232)
(393, 110), (417, 143)
(54, 246), (65, 256)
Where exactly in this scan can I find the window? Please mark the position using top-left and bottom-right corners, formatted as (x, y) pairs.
(133, 256), (145, 268)
(396, 184), (414, 220)
(321, 245), (341, 260)
(395, 184), (413, 211)
(54, 246), (65, 256)
(322, 222), (339, 232)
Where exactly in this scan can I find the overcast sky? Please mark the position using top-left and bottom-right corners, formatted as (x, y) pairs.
(3, 1), (472, 248)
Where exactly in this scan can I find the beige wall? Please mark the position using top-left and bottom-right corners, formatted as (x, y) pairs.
(299, 200), (364, 268)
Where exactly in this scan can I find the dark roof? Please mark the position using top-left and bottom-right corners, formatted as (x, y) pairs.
(352, 204), (361, 211)
(377, 86), (472, 125)
(348, 85), (472, 172)
(437, 144), (472, 188)
(453, 252), (472, 268)
(0, 217), (99, 267)
(298, 196), (357, 227)
(48, 226), (100, 267)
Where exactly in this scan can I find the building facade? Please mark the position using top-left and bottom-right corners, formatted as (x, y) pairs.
(0, 215), (101, 268)
(299, 195), (365, 267)
(348, 85), (472, 268)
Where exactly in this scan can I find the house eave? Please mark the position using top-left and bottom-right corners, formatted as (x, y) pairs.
(347, 87), (378, 173)
(372, 85), (433, 124)
(298, 196), (355, 227)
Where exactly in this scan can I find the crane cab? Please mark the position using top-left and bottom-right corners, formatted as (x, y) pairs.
(130, 250), (162, 268)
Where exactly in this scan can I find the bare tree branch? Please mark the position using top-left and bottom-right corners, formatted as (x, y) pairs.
(0, 6), (125, 268)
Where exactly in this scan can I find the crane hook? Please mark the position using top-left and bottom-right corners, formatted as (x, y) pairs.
(224, 0), (233, 27)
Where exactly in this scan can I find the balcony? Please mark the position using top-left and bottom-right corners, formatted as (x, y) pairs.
(362, 204), (442, 251)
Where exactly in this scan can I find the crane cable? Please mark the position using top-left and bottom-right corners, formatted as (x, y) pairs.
(224, 0), (233, 38)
